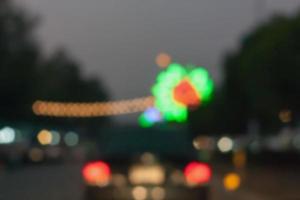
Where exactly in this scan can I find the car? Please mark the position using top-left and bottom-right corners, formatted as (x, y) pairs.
(82, 126), (212, 200)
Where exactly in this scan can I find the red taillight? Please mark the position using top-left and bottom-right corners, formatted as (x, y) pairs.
(82, 161), (111, 186)
(184, 162), (211, 186)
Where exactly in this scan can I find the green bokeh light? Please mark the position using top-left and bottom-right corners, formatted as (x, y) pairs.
(138, 114), (153, 128)
(152, 63), (214, 123)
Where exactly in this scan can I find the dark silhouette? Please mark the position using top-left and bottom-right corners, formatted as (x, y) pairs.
(190, 13), (300, 134)
(0, 0), (109, 128)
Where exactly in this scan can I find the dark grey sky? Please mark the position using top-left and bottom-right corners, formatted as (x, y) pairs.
(15, 0), (300, 122)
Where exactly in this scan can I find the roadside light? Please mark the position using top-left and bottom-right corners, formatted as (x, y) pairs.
(82, 161), (111, 187)
(223, 173), (241, 191)
(64, 132), (79, 147)
(37, 129), (53, 145)
(132, 186), (148, 200)
(0, 126), (16, 144)
(184, 162), (211, 186)
(217, 137), (233, 153)
(50, 130), (60, 145)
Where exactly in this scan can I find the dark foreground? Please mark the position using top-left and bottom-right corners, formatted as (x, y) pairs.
(0, 163), (299, 200)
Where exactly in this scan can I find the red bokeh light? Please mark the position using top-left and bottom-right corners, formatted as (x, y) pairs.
(173, 79), (200, 107)
(184, 162), (211, 185)
(82, 161), (111, 186)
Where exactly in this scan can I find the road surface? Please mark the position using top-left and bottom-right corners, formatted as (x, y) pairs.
(0, 163), (299, 200)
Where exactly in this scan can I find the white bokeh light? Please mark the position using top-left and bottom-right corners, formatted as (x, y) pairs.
(217, 137), (234, 153)
(0, 127), (16, 144)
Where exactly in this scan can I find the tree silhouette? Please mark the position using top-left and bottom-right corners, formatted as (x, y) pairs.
(223, 14), (300, 132)
(0, 0), (109, 126)
(190, 13), (300, 134)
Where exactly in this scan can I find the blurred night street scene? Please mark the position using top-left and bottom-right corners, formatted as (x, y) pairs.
(0, 0), (300, 199)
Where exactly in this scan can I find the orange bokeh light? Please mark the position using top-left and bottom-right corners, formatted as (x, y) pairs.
(156, 53), (172, 68)
(173, 79), (200, 107)
(32, 96), (154, 117)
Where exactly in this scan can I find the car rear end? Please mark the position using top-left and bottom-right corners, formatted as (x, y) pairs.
(82, 155), (211, 200)
(82, 126), (212, 200)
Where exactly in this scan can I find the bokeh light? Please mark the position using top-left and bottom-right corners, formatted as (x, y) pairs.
(132, 186), (148, 200)
(28, 147), (44, 162)
(64, 132), (79, 147)
(139, 107), (163, 127)
(223, 173), (241, 191)
(156, 53), (171, 68)
(50, 130), (61, 145)
(151, 187), (165, 200)
(0, 126), (16, 144)
(184, 162), (211, 186)
(37, 129), (53, 145)
(279, 109), (292, 123)
(173, 79), (200, 107)
(32, 96), (154, 118)
(217, 137), (234, 153)
(129, 164), (165, 185)
(82, 161), (111, 187)
(152, 63), (214, 123)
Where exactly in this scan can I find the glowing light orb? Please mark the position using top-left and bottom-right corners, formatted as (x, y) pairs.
(152, 63), (214, 122)
(0, 127), (16, 144)
(184, 162), (212, 186)
(223, 173), (241, 191)
(37, 129), (53, 145)
(156, 53), (172, 68)
(139, 107), (163, 127)
(64, 132), (79, 147)
(82, 161), (111, 186)
(132, 186), (148, 200)
(217, 137), (234, 153)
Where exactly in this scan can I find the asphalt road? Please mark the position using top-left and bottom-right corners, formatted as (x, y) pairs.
(0, 163), (299, 200)
(0, 164), (83, 200)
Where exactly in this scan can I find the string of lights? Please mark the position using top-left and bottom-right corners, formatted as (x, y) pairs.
(32, 96), (154, 117)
